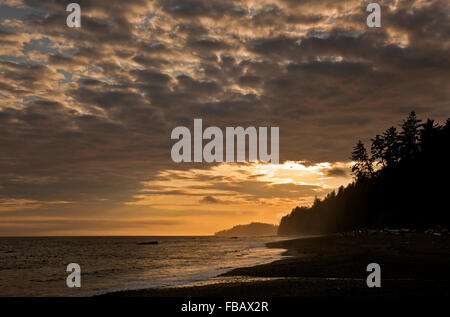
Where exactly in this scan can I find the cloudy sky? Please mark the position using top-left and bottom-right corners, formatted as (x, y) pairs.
(0, 0), (448, 235)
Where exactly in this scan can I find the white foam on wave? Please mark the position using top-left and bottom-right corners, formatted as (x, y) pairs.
(91, 241), (288, 296)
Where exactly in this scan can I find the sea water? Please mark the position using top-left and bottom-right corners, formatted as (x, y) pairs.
(0, 236), (288, 296)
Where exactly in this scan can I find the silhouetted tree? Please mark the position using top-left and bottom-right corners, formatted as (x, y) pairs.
(419, 119), (439, 151)
(382, 126), (401, 167)
(351, 140), (374, 179)
(400, 111), (421, 159)
(278, 112), (450, 236)
(371, 134), (386, 168)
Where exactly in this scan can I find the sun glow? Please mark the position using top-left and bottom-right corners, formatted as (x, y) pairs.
(128, 160), (352, 208)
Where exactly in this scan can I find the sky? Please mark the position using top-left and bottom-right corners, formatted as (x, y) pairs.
(0, 0), (449, 236)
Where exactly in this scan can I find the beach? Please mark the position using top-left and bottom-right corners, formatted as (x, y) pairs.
(102, 232), (450, 297)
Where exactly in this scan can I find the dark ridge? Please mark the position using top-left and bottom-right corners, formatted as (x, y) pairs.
(278, 112), (450, 235)
(215, 222), (278, 237)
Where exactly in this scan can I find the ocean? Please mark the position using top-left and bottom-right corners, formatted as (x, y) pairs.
(0, 236), (288, 296)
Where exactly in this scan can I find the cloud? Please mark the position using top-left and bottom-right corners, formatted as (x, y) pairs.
(324, 167), (348, 178)
(199, 195), (229, 204)
(0, 199), (69, 212)
(0, 0), (448, 234)
(127, 161), (353, 209)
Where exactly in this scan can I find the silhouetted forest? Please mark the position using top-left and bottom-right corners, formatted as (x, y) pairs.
(278, 112), (450, 235)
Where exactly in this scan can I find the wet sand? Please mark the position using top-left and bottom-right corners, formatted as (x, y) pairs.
(102, 232), (450, 297)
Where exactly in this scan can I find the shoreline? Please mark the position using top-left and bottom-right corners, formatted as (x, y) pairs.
(90, 237), (288, 297)
(100, 232), (450, 297)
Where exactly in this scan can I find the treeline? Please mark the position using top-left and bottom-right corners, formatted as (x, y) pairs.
(278, 112), (450, 235)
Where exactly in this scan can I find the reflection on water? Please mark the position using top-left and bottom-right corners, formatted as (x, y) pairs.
(0, 236), (288, 296)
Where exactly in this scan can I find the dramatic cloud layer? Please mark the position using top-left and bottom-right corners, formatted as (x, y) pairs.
(0, 0), (448, 235)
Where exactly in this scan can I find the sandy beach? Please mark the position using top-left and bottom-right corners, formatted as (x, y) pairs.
(102, 232), (450, 297)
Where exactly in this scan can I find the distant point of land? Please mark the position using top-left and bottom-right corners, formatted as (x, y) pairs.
(214, 222), (278, 237)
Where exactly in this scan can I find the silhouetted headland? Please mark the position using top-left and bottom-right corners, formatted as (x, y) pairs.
(214, 222), (278, 237)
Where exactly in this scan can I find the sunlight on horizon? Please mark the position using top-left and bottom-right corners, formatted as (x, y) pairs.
(127, 160), (353, 212)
